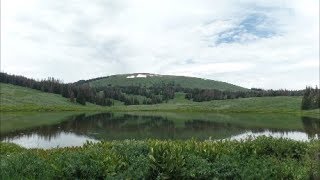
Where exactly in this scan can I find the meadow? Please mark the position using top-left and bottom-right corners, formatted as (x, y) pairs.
(1, 83), (319, 118)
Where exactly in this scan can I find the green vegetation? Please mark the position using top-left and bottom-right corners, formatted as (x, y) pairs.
(1, 76), (319, 179)
(0, 83), (102, 111)
(302, 109), (320, 118)
(1, 83), (320, 116)
(2, 72), (305, 106)
(1, 137), (319, 179)
(301, 86), (320, 110)
(86, 73), (247, 91)
(109, 94), (311, 114)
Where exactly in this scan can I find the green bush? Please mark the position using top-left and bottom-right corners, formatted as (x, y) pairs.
(0, 137), (319, 179)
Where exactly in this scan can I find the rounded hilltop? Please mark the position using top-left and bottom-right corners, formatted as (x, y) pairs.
(76, 73), (247, 91)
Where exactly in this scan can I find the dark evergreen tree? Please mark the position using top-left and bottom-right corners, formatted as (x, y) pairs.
(76, 89), (86, 105)
(311, 87), (318, 109)
(70, 91), (75, 103)
(142, 98), (147, 104)
(61, 85), (70, 98)
(316, 86), (320, 108)
(302, 87), (313, 110)
(105, 98), (113, 106)
(133, 97), (139, 105)
(185, 93), (192, 100)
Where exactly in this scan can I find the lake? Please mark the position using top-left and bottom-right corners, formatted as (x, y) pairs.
(1, 112), (319, 149)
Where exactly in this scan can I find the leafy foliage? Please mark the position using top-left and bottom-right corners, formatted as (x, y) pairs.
(1, 137), (319, 179)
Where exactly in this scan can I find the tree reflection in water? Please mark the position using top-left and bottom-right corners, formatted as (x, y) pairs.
(302, 116), (320, 139)
(1, 113), (319, 143)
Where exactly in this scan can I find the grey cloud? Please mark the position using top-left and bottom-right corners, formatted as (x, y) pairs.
(1, 0), (319, 89)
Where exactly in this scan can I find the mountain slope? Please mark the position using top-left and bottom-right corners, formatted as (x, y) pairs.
(80, 73), (247, 91)
(0, 83), (100, 111)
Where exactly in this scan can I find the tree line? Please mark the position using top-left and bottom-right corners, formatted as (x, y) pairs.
(117, 83), (175, 102)
(183, 88), (304, 102)
(2, 72), (315, 107)
(0, 72), (112, 106)
(301, 86), (320, 110)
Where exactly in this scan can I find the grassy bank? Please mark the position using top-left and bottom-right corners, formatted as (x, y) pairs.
(1, 83), (319, 116)
(1, 137), (319, 179)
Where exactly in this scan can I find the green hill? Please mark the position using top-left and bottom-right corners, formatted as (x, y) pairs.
(0, 83), (101, 111)
(79, 73), (247, 91)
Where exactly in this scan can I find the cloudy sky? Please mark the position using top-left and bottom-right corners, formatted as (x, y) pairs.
(1, 0), (319, 89)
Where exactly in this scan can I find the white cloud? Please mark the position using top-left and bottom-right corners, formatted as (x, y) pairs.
(1, 0), (319, 89)
(165, 62), (254, 77)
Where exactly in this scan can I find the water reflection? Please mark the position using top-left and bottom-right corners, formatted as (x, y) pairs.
(6, 132), (99, 149)
(1, 112), (319, 149)
(230, 131), (312, 141)
(301, 116), (320, 139)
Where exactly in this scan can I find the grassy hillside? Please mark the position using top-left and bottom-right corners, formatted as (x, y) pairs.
(0, 83), (101, 111)
(109, 93), (319, 117)
(81, 73), (247, 91)
(109, 92), (304, 113)
(1, 83), (319, 116)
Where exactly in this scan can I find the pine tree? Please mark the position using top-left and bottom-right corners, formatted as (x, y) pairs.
(133, 98), (139, 105)
(301, 87), (312, 110)
(76, 89), (86, 105)
(314, 86), (320, 108)
(70, 91), (75, 103)
(105, 98), (113, 106)
(143, 98), (147, 104)
(61, 85), (70, 98)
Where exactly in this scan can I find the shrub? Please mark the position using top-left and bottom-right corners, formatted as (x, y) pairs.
(0, 137), (318, 179)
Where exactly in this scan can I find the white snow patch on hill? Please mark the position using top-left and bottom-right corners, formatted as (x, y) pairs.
(126, 74), (149, 78)
(126, 75), (135, 78)
(136, 74), (147, 78)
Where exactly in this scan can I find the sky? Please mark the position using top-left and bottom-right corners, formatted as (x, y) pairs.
(1, 0), (319, 89)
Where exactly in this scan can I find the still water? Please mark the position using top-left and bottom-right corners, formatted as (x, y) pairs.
(1, 112), (319, 149)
